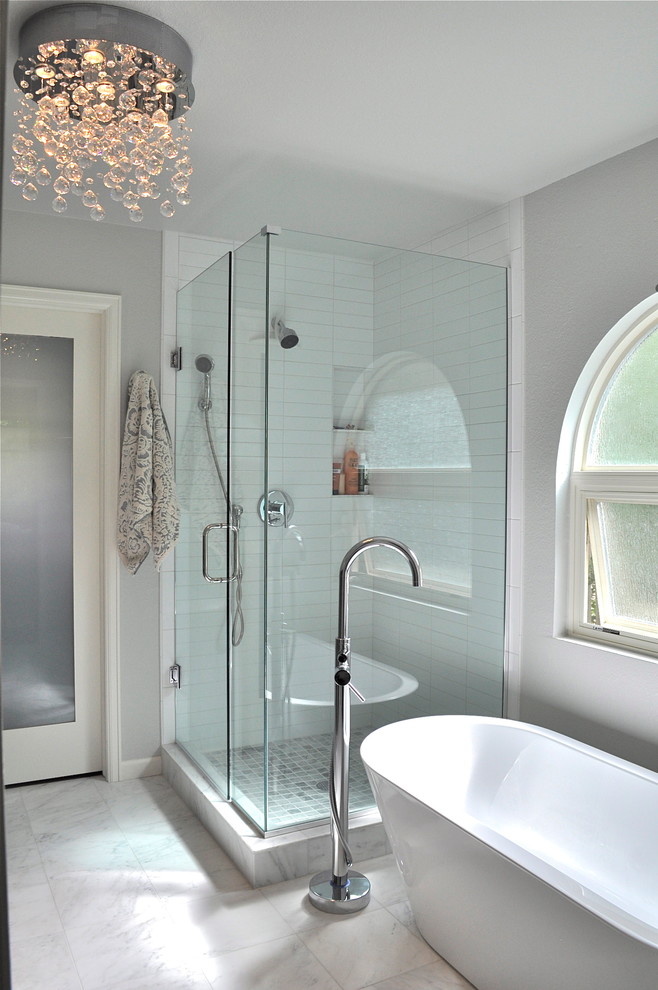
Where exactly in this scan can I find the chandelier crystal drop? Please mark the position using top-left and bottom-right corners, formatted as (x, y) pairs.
(10, 4), (195, 222)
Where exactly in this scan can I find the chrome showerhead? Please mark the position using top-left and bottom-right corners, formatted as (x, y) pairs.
(271, 317), (299, 349)
(195, 353), (214, 409)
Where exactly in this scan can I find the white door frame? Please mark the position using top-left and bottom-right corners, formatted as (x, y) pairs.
(1, 284), (122, 782)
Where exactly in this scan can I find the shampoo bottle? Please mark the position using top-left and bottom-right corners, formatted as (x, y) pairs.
(343, 439), (359, 495)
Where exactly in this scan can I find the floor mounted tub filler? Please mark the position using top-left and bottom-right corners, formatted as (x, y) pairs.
(360, 715), (658, 990)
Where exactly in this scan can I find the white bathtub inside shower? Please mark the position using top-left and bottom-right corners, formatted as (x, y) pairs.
(266, 633), (419, 706)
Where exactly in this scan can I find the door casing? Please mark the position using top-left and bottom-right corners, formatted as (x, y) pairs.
(1, 284), (121, 783)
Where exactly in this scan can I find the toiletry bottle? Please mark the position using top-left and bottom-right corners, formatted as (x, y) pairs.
(358, 451), (369, 494)
(332, 430), (340, 495)
(343, 439), (359, 495)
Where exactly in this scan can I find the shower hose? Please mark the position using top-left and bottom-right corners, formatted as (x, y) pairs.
(203, 405), (244, 647)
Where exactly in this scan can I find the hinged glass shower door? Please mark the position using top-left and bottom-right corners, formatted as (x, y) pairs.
(174, 252), (232, 795)
(173, 232), (270, 819)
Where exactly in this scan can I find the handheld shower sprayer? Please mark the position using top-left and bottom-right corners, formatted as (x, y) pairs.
(195, 353), (214, 410)
(194, 352), (244, 646)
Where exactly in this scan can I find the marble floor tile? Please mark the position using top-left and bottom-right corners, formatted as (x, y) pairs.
(20, 776), (105, 814)
(49, 867), (163, 930)
(7, 877), (63, 941)
(299, 905), (439, 990)
(37, 830), (143, 879)
(27, 800), (117, 838)
(65, 912), (211, 990)
(3, 786), (26, 812)
(9, 932), (83, 990)
(5, 773), (481, 990)
(361, 959), (476, 989)
(93, 776), (175, 806)
(202, 933), (342, 990)
(165, 887), (293, 956)
(3, 794), (30, 833)
(4, 818), (34, 850)
(6, 855), (48, 889)
(105, 783), (195, 830)
(125, 816), (240, 877)
(357, 853), (408, 906)
(5, 834), (44, 880)
(105, 973), (213, 990)
(386, 898), (424, 938)
(147, 862), (251, 900)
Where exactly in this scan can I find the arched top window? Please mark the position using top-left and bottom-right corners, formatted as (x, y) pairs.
(586, 324), (658, 468)
(562, 293), (658, 655)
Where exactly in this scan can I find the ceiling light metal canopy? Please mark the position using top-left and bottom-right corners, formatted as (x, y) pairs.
(9, 2), (195, 222)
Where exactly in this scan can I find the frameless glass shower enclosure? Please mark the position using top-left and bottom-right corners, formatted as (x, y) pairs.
(174, 227), (508, 834)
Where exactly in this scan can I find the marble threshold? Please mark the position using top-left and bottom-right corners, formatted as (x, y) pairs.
(161, 743), (391, 888)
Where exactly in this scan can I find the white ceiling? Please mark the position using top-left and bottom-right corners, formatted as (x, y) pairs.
(5, 0), (658, 248)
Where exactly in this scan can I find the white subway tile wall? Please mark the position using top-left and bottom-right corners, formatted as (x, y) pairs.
(367, 234), (508, 728)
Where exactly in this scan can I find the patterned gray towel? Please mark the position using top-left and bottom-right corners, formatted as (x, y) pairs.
(117, 371), (180, 573)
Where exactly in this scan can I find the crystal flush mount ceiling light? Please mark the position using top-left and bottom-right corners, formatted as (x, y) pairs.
(10, 2), (195, 222)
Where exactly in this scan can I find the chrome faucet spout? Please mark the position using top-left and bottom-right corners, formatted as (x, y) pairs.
(338, 537), (422, 642)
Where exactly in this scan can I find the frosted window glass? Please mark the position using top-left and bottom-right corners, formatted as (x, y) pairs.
(1, 334), (75, 729)
(587, 326), (658, 465)
(593, 500), (658, 625)
(368, 384), (469, 468)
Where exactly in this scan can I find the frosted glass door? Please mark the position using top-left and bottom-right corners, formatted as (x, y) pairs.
(1, 296), (103, 786)
(1, 334), (74, 729)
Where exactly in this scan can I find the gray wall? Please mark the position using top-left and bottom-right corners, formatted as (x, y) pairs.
(522, 137), (658, 768)
(1, 209), (163, 766)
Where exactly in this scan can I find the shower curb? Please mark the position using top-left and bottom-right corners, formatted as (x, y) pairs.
(161, 743), (390, 887)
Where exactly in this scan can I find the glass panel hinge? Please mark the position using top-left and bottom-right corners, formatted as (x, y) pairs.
(169, 663), (181, 688)
(170, 347), (182, 370)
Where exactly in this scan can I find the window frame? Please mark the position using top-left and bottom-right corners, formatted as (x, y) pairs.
(566, 294), (658, 657)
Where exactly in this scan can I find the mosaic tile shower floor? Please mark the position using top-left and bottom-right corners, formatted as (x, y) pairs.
(208, 728), (374, 830)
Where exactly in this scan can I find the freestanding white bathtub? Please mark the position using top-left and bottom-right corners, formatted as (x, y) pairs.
(361, 715), (658, 990)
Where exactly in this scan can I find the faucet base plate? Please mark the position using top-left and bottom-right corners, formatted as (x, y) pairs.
(308, 869), (371, 913)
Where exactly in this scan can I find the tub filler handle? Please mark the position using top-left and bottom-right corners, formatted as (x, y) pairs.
(309, 537), (421, 915)
(334, 665), (366, 703)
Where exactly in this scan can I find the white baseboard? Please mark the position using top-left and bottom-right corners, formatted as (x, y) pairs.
(119, 755), (162, 780)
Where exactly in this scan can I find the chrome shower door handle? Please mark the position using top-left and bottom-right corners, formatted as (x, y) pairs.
(202, 523), (239, 583)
